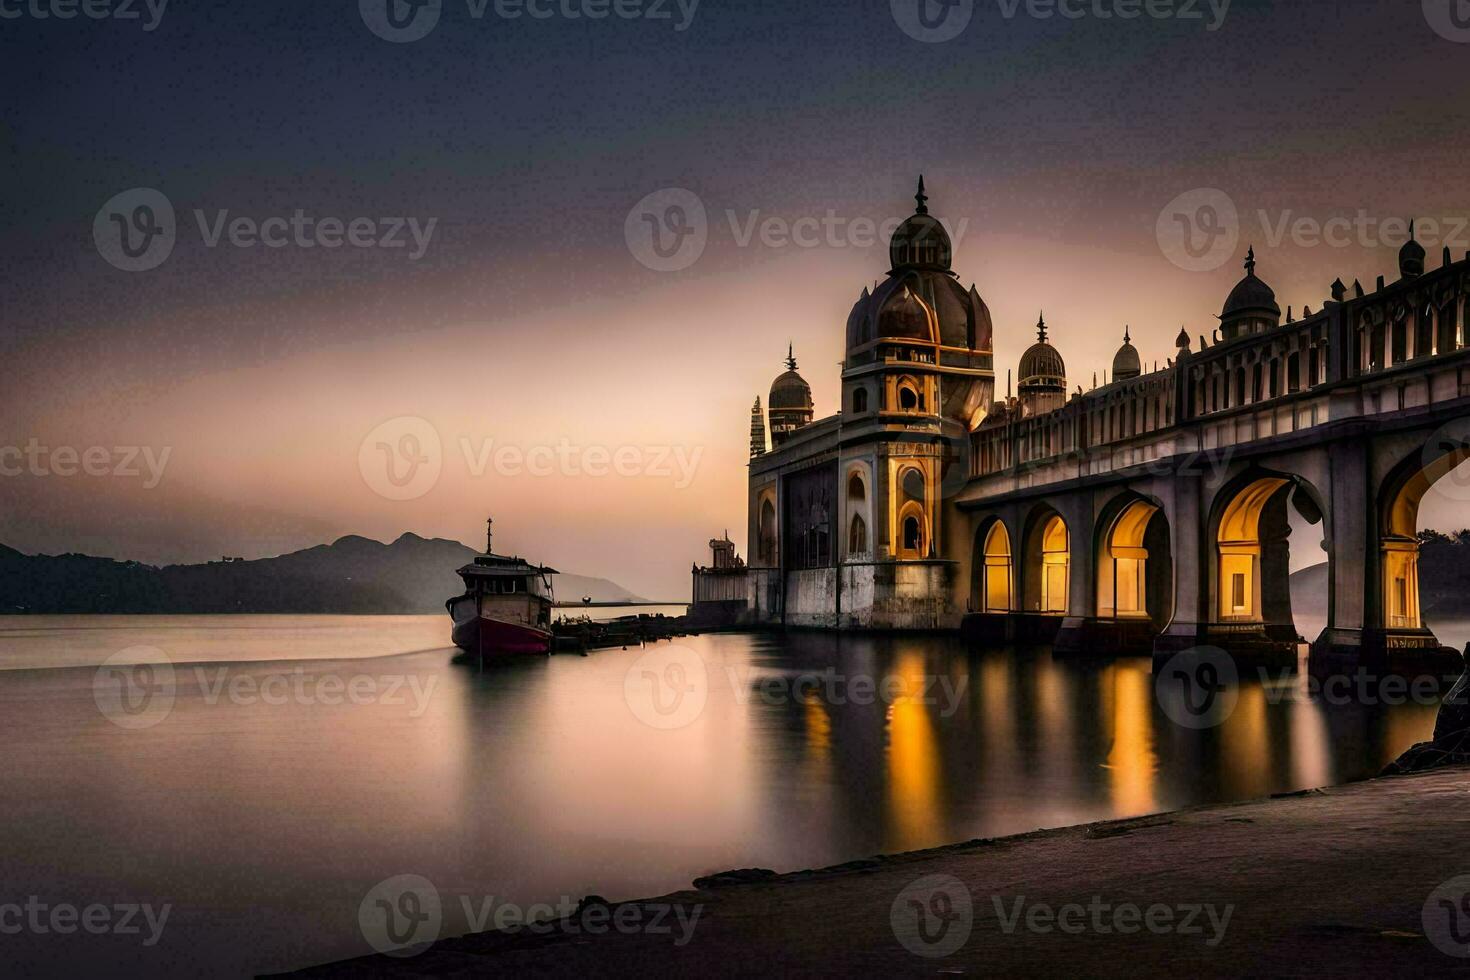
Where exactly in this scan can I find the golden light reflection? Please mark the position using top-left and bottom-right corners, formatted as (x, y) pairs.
(1220, 684), (1269, 800)
(1103, 662), (1157, 816)
(886, 649), (941, 852)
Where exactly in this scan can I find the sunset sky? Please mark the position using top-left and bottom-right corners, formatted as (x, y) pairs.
(4, 0), (1470, 597)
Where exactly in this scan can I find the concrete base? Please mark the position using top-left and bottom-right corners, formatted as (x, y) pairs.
(1309, 626), (1463, 677)
(1053, 616), (1157, 656)
(959, 612), (1064, 646)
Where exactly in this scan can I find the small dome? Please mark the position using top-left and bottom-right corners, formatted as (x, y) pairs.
(1112, 326), (1141, 381)
(1400, 221), (1426, 278)
(889, 176), (952, 273)
(1222, 247), (1281, 319)
(876, 284), (936, 341)
(1018, 314), (1066, 388)
(1175, 327), (1192, 350)
(769, 346), (813, 410)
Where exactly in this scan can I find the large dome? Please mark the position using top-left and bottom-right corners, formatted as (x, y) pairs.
(1112, 326), (1141, 381)
(888, 175), (953, 273)
(769, 346), (813, 410)
(1018, 314), (1065, 388)
(1222, 247), (1281, 319)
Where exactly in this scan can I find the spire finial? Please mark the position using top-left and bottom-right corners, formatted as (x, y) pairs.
(486, 516), (494, 555)
(915, 175), (928, 215)
(1245, 246), (1256, 276)
(785, 342), (797, 372)
(1409, 219), (1417, 241)
(1123, 324), (1131, 344)
(1037, 311), (1047, 343)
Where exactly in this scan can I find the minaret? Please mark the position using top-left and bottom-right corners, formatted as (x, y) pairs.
(749, 397), (767, 457)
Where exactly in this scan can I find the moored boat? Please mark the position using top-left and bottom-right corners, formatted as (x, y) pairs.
(446, 519), (556, 657)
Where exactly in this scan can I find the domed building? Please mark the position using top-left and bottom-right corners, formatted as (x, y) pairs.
(1220, 247), (1281, 340)
(1017, 314), (1068, 417)
(768, 345), (814, 447)
(1400, 221), (1425, 279)
(745, 177), (996, 629)
(1112, 326), (1141, 382)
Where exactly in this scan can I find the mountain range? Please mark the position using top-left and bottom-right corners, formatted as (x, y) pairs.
(0, 534), (648, 614)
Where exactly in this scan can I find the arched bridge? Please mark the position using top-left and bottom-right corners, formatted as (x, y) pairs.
(957, 249), (1470, 670)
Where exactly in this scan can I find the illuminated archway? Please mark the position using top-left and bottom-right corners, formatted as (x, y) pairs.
(1380, 441), (1470, 631)
(980, 521), (1013, 613)
(1215, 477), (1290, 622)
(1096, 498), (1171, 628)
(897, 501), (929, 559)
(1022, 510), (1070, 614)
(757, 496), (777, 565)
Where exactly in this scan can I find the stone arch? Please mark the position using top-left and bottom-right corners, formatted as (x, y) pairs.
(1206, 468), (1327, 641)
(845, 464), (871, 561)
(1377, 434), (1470, 631)
(1020, 504), (1070, 614)
(970, 515), (1014, 613)
(756, 493), (778, 566)
(1095, 491), (1172, 630)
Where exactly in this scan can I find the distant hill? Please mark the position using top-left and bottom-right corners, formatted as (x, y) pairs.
(1291, 529), (1470, 620)
(0, 534), (647, 614)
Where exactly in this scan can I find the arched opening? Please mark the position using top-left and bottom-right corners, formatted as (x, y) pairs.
(1096, 498), (1172, 630)
(1379, 440), (1470, 634)
(1021, 511), (1069, 614)
(1415, 304), (1433, 359)
(848, 472), (865, 501)
(979, 521), (1013, 613)
(1438, 303), (1458, 356)
(852, 387), (868, 413)
(1392, 316), (1408, 364)
(849, 514), (867, 556)
(757, 497), (777, 565)
(898, 384), (919, 412)
(1215, 477), (1291, 623)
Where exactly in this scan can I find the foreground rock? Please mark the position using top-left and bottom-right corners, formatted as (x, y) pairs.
(1387, 646), (1470, 774)
(288, 770), (1470, 977)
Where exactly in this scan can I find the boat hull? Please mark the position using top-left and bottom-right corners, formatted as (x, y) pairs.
(448, 594), (552, 656)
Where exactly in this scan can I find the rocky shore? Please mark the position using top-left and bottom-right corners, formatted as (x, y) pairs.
(290, 765), (1470, 977)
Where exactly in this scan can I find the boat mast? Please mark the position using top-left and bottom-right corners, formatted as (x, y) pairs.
(485, 516), (494, 556)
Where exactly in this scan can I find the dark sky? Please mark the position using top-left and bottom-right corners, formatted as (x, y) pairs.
(3, 0), (1469, 596)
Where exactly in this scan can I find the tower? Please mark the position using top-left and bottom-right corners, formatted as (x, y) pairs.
(768, 344), (814, 447)
(749, 397), (767, 457)
(1017, 313), (1067, 417)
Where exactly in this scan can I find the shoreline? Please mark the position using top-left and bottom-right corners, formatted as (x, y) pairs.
(287, 767), (1470, 977)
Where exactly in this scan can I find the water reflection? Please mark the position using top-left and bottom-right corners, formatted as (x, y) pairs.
(0, 617), (1447, 977)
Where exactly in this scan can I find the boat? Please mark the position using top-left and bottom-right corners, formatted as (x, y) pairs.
(446, 519), (557, 657)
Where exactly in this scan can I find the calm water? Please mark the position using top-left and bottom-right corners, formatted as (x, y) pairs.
(0, 614), (1455, 976)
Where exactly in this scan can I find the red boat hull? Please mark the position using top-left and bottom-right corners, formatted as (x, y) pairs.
(476, 616), (553, 656)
